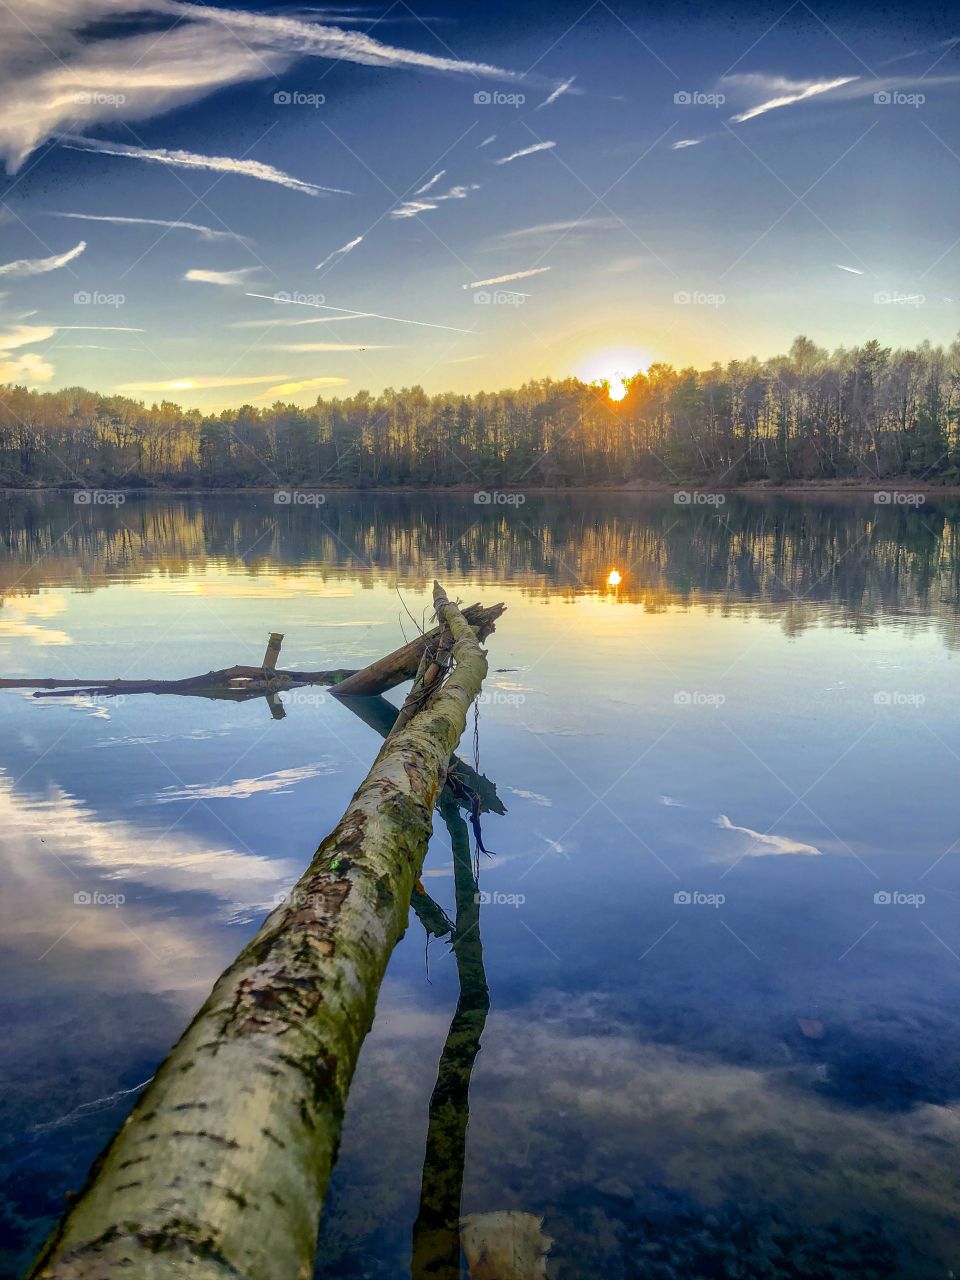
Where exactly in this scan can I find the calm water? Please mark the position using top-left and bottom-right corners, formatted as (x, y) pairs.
(2, 493), (960, 1278)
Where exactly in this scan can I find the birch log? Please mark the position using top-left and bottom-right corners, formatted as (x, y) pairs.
(29, 582), (493, 1280)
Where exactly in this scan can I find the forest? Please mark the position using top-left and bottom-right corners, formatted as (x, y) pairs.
(1, 335), (959, 488)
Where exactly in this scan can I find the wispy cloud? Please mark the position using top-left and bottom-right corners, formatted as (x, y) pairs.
(228, 314), (366, 328)
(464, 267), (552, 289)
(414, 170), (446, 195)
(47, 212), (249, 244)
(672, 138), (701, 149)
(500, 217), (617, 240)
(714, 814), (821, 857)
(537, 76), (575, 109)
(254, 376), (349, 398)
(267, 342), (396, 352)
(315, 234), (364, 270)
(184, 267), (259, 286)
(835, 263), (865, 275)
(60, 136), (349, 197)
(117, 374), (290, 392)
(391, 182), (480, 219)
(494, 140), (556, 165)
(0, 0), (523, 172)
(727, 75), (859, 123)
(0, 241), (86, 278)
(479, 134), (497, 148)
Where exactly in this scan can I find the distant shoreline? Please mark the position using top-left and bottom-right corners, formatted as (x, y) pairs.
(3, 479), (960, 498)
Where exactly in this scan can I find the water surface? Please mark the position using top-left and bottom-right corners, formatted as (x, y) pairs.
(1, 493), (959, 1278)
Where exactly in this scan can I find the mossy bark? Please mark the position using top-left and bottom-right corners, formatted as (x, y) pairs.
(29, 583), (492, 1280)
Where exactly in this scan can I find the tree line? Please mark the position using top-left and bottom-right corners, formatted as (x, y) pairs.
(2, 335), (959, 488)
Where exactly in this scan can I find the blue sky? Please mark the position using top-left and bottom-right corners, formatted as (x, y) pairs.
(0, 0), (958, 409)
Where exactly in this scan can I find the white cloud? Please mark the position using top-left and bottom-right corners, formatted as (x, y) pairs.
(714, 814), (821, 857)
(315, 234), (364, 270)
(184, 266), (259, 286)
(47, 212), (249, 243)
(464, 267), (552, 289)
(494, 140), (556, 165)
(0, 351), (55, 384)
(0, 0), (523, 173)
(391, 182), (480, 219)
(672, 138), (701, 149)
(245, 291), (474, 333)
(116, 373), (290, 392)
(537, 75), (575, 109)
(413, 170), (446, 195)
(60, 135), (350, 196)
(835, 263), (865, 275)
(727, 74), (859, 123)
(0, 241), (86, 277)
(253, 376), (349, 398)
(478, 134), (497, 147)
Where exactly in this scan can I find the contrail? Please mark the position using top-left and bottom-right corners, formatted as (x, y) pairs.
(245, 293), (474, 333)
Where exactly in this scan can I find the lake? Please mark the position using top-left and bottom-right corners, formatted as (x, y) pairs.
(2, 492), (959, 1278)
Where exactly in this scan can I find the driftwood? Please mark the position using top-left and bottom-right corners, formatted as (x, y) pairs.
(1, 602), (505, 705)
(29, 583), (495, 1280)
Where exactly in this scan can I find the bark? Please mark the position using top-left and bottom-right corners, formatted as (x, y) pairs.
(330, 601), (505, 698)
(29, 582), (494, 1280)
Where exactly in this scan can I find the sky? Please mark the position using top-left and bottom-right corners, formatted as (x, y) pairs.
(0, 0), (958, 410)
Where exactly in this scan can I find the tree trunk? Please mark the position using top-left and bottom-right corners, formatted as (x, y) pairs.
(29, 583), (494, 1280)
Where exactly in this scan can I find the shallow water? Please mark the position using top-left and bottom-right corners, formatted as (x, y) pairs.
(2, 492), (959, 1278)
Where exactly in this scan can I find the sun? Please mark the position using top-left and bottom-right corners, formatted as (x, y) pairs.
(577, 347), (650, 402)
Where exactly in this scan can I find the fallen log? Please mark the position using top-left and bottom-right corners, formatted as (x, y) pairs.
(29, 582), (496, 1280)
(1, 602), (505, 703)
